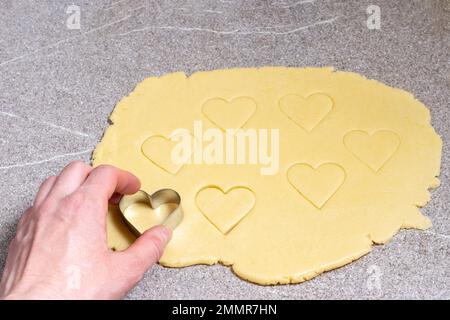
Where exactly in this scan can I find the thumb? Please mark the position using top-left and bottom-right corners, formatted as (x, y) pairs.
(124, 225), (172, 273)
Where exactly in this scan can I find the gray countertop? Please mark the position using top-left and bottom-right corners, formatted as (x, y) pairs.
(0, 0), (449, 299)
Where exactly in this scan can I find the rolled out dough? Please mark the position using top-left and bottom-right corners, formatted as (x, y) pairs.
(93, 67), (442, 285)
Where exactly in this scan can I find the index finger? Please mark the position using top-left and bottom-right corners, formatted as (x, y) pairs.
(80, 165), (141, 201)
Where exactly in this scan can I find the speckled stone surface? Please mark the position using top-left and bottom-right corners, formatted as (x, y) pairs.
(0, 0), (448, 299)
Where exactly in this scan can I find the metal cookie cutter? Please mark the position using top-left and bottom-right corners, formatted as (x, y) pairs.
(119, 189), (183, 236)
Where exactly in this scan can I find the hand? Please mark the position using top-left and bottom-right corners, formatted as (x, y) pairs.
(0, 161), (171, 300)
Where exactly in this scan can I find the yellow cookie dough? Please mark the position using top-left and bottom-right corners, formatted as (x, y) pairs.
(93, 67), (442, 285)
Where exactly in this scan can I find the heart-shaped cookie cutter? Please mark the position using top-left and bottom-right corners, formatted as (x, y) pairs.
(119, 189), (183, 236)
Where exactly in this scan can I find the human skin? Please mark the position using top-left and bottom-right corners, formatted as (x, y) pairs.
(0, 161), (171, 300)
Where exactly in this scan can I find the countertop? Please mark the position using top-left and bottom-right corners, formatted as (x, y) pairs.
(0, 0), (449, 299)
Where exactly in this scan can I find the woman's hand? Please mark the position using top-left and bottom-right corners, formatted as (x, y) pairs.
(0, 161), (171, 300)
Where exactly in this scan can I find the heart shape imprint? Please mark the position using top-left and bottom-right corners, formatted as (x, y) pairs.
(196, 186), (255, 235)
(344, 130), (400, 172)
(287, 163), (346, 209)
(202, 96), (257, 130)
(141, 130), (192, 174)
(279, 93), (333, 131)
(119, 189), (183, 236)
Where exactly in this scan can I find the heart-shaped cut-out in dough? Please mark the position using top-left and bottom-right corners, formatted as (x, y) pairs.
(344, 130), (400, 172)
(196, 186), (255, 235)
(287, 163), (346, 209)
(202, 96), (257, 130)
(279, 93), (333, 131)
(119, 189), (183, 236)
(141, 131), (191, 174)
